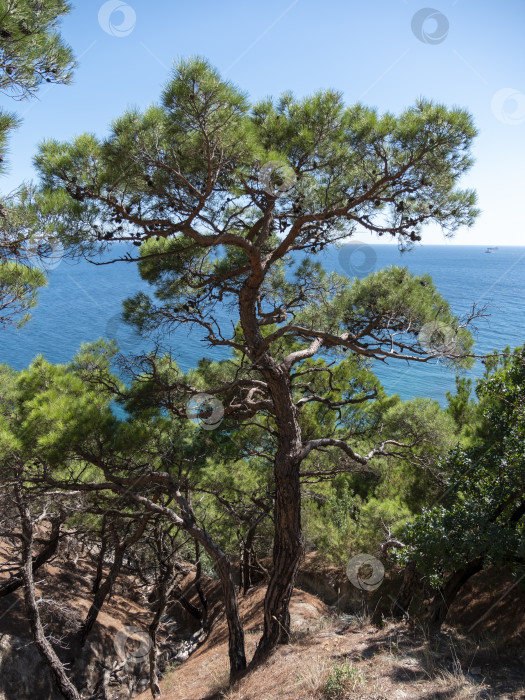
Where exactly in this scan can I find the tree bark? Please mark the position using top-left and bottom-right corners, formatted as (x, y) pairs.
(67, 454), (247, 679)
(239, 276), (306, 661)
(214, 555), (246, 677)
(149, 563), (176, 698)
(172, 583), (203, 620)
(252, 379), (304, 661)
(109, 486), (247, 679)
(79, 543), (126, 646)
(166, 489), (246, 677)
(391, 560), (419, 618)
(242, 513), (267, 594)
(194, 540), (208, 627)
(92, 515), (108, 594)
(15, 483), (80, 700)
(429, 557), (483, 626)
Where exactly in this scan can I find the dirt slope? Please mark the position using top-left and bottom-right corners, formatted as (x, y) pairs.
(136, 555), (525, 700)
(138, 621), (525, 700)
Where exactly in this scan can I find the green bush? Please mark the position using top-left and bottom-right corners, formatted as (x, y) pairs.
(323, 660), (365, 699)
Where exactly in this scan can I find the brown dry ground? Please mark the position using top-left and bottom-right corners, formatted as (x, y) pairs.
(0, 557), (151, 642)
(136, 573), (525, 700)
(2, 540), (525, 700)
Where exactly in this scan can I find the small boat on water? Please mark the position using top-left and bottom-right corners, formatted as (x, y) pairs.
(486, 247), (499, 253)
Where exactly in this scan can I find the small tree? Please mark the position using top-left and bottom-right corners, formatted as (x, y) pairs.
(34, 57), (482, 658)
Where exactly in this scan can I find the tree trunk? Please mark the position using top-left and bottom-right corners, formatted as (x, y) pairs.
(172, 584), (204, 620)
(0, 518), (61, 598)
(79, 542), (126, 646)
(15, 483), (81, 700)
(241, 541), (251, 594)
(79, 515), (149, 646)
(242, 513), (266, 594)
(429, 558), (483, 626)
(253, 441), (303, 660)
(391, 560), (419, 618)
(105, 477), (247, 679)
(149, 563), (176, 698)
(92, 516), (108, 594)
(238, 247), (306, 662)
(193, 541), (208, 627)
(171, 492), (246, 677)
(214, 556), (246, 677)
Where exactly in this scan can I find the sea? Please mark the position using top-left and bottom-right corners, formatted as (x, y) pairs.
(1, 244), (524, 407)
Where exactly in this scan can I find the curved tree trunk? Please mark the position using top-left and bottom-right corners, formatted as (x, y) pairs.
(429, 557), (483, 626)
(0, 518), (61, 598)
(15, 483), (80, 700)
(173, 493), (246, 678)
(115, 486), (247, 679)
(239, 277), (306, 662)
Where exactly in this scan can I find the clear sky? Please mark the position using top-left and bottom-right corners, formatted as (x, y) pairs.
(2, 0), (524, 245)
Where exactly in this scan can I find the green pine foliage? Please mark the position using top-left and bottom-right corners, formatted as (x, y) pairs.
(0, 1), (74, 326)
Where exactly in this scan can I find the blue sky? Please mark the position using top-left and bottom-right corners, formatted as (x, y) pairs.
(3, 0), (525, 245)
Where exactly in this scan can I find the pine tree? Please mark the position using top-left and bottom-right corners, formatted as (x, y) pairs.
(0, 0), (75, 327)
(34, 57), (483, 665)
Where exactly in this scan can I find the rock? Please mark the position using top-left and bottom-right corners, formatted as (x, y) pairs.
(0, 633), (61, 700)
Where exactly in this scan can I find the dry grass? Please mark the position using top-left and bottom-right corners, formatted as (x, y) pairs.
(169, 624), (501, 700)
(205, 664), (229, 696)
(136, 586), (525, 700)
(288, 613), (336, 644)
(434, 668), (489, 699)
(294, 655), (330, 698)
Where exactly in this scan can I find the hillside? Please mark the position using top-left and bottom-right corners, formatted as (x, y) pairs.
(2, 542), (525, 700)
(134, 559), (525, 700)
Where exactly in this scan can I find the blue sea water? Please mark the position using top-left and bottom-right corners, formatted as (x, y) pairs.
(1, 244), (524, 406)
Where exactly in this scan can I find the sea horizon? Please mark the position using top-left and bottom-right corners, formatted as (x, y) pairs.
(2, 243), (524, 407)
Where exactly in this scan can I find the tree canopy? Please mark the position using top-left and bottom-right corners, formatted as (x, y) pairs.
(0, 57), (490, 688)
(0, 0), (74, 328)
(27, 56), (484, 668)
